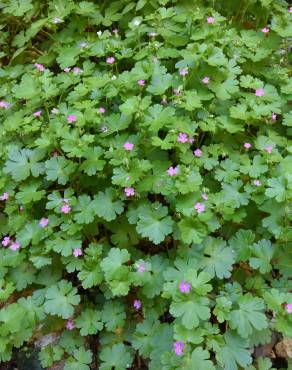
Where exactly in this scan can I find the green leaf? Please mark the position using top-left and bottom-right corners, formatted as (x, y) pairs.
(177, 219), (207, 244)
(94, 189), (124, 221)
(170, 298), (210, 329)
(265, 177), (286, 202)
(147, 64), (173, 95)
(75, 309), (103, 336)
(99, 343), (133, 370)
(249, 239), (274, 273)
(229, 294), (268, 338)
(185, 347), (215, 370)
(45, 157), (77, 185)
(44, 280), (80, 319)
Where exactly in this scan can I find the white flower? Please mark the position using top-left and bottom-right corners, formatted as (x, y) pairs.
(96, 31), (102, 36)
(111, 75), (117, 80)
(133, 19), (141, 26)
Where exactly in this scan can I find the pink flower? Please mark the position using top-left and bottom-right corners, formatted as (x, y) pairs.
(180, 68), (188, 76)
(262, 27), (270, 33)
(39, 218), (49, 228)
(64, 67), (71, 73)
(53, 151), (59, 157)
(161, 98), (167, 105)
(265, 145), (273, 154)
(98, 107), (106, 114)
(253, 180), (261, 187)
(202, 76), (210, 84)
(10, 242), (20, 251)
(0, 101), (10, 109)
(194, 148), (202, 157)
(189, 137), (194, 144)
(53, 17), (62, 24)
(73, 67), (82, 74)
(66, 319), (75, 330)
(173, 88), (182, 96)
(133, 299), (141, 310)
(195, 202), (205, 213)
(272, 113), (277, 121)
(138, 80), (145, 86)
(167, 166), (179, 176)
(73, 248), (82, 257)
(173, 341), (185, 356)
(112, 29), (119, 34)
(179, 280), (191, 294)
(33, 110), (42, 117)
(201, 193), (208, 201)
(137, 262), (145, 273)
(0, 192), (9, 201)
(2, 236), (10, 247)
(286, 303), (292, 313)
(79, 42), (87, 48)
(177, 132), (188, 143)
(106, 57), (115, 64)
(124, 187), (135, 197)
(244, 143), (252, 149)
(51, 108), (59, 114)
(207, 16), (215, 24)
(34, 63), (45, 72)
(255, 88), (264, 97)
(67, 115), (77, 123)
(123, 142), (134, 151)
(61, 204), (71, 214)
(290, 7), (292, 13)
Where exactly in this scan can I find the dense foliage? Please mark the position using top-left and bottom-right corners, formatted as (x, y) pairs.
(0, 0), (292, 369)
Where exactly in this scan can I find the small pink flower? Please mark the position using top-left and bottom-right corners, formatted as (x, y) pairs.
(265, 145), (273, 154)
(112, 29), (119, 34)
(194, 148), (202, 157)
(180, 68), (188, 76)
(73, 248), (82, 257)
(106, 57), (115, 64)
(53, 17), (62, 24)
(33, 110), (42, 117)
(161, 98), (167, 105)
(0, 101), (10, 109)
(177, 132), (188, 143)
(10, 242), (20, 251)
(201, 193), (208, 201)
(0, 192), (9, 201)
(289, 7), (292, 13)
(207, 16), (215, 24)
(64, 67), (71, 73)
(244, 143), (252, 149)
(167, 166), (179, 176)
(61, 204), (71, 214)
(53, 151), (59, 157)
(66, 319), (75, 330)
(34, 63), (45, 72)
(255, 88), (264, 97)
(51, 108), (59, 114)
(174, 341), (185, 356)
(179, 280), (191, 294)
(272, 113), (277, 121)
(98, 107), (106, 114)
(2, 236), (10, 247)
(73, 67), (82, 74)
(286, 303), (292, 313)
(195, 202), (205, 213)
(189, 137), (194, 144)
(123, 142), (134, 151)
(137, 262), (145, 273)
(67, 115), (77, 123)
(133, 299), (141, 310)
(262, 27), (270, 34)
(124, 187), (135, 197)
(138, 79), (145, 86)
(202, 76), (210, 84)
(39, 218), (49, 228)
(253, 180), (261, 187)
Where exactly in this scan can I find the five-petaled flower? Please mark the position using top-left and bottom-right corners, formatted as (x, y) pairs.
(255, 88), (264, 97)
(207, 16), (215, 24)
(167, 166), (179, 176)
(124, 142), (134, 151)
(33, 110), (42, 117)
(0, 101), (10, 109)
(244, 143), (252, 149)
(180, 68), (188, 76)
(73, 248), (82, 257)
(133, 299), (141, 310)
(272, 113), (277, 121)
(178, 132), (188, 143)
(39, 218), (49, 228)
(34, 63), (45, 72)
(265, 145), (273, 153)
(61, 204), (71, 214)
(137, 262), (145, 273)
(138, 80), (145, 86)
(10, 242), (20, 251)
(253, 180), (261, 187)
(67, 115), (77, 123)
(98, 107), (106, 114)
(53, 17), (62, 24)
(286, 303), (292, 313)
(202, 76), (210, 84)
(173, 341), (185, 356)
(195, 202), (205, 213)
(2, 236), (10, 247)
(201, 193), (208, 200)
(51, 108), (59, 114)
(290, 7), (292, 13)
(262, 27), (270, 33)
(194, 148), (202, 157)
(179, 280), (191, 294)
(106, 57), (115, 64)
(66, 319), (75, 330)
(124, 187), (135, 197)
(73, 67), (82, 74)
(0, 192), (9, 201)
